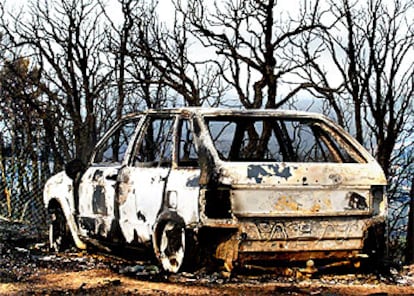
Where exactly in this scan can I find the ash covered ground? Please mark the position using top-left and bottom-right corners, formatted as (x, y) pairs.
(1, 219), (414, 295)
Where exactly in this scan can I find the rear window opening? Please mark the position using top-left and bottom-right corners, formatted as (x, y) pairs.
(205, 116), (366, 163)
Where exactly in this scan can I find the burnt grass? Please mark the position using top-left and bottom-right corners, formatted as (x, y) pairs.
(1, 218), (414, 295)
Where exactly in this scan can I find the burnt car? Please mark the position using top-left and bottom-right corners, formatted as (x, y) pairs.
(43, 108), (387, 274)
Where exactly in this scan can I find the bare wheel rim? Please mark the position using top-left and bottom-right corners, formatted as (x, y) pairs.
(159, 221), (185, 273)
(49, 207), (69, 252)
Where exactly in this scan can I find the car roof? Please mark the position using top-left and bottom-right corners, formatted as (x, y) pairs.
(118, 107), (377, 164)
(123, 107), (332, 121)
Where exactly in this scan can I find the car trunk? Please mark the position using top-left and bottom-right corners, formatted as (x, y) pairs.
(219, 162), (387, 218)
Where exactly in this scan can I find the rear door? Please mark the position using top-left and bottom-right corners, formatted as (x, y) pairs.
(164, 118), (201, 225)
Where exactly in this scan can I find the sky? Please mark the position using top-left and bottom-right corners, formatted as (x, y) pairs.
(4, 0), (413, 107)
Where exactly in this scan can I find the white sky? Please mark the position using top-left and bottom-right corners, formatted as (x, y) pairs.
(4, 0), (413, 103)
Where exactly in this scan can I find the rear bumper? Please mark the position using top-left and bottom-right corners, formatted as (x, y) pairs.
(239, 238), (364, 253)
(238, 217), (373, 250)
(200, 216), (385, 268)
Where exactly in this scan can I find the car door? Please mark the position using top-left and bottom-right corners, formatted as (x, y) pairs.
(77, 117), (140, 241)
(115, 114), (176, 244)
(163, 117), (201, 225)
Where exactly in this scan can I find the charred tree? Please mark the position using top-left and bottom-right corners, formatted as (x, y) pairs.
(1, 0), (113, 164)
(184, 0), (322, 109)
(297, 0), (414, 177)
(406, 178), (414, 264)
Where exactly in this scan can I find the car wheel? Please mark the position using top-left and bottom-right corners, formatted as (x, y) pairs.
(49, 206), (72, 252)
(157, 220), (186, 273)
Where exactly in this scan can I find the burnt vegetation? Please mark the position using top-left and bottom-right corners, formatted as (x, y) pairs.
(0, 0), (413, 284)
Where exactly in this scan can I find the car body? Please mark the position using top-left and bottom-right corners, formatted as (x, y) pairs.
(43, 108), (387, 273)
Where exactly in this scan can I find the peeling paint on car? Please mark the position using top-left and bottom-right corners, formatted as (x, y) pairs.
(248, 164), (295, 182)
(186, 175), (200, 187)
(43, 108), (387, 274)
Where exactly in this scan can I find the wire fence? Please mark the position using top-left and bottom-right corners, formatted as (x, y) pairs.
(0, 157), (48, 228)
(0, 159), (411, 262)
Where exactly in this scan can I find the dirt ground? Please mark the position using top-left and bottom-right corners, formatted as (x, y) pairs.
(1, 219), (414, 295)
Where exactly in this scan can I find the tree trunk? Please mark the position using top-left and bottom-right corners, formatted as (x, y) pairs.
(405, 177), (414, 264)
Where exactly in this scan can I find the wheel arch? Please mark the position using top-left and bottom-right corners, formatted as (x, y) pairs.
(152, 211), (186, 262)
(152, 211), (185, 251)
(47, 198), (87, 250)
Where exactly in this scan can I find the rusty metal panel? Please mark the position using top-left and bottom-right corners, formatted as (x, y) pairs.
(239, 238), (364, 253)
(231, 188), (372, 217)
(219, 162), (387, 187)
(239, 218), (371, 243)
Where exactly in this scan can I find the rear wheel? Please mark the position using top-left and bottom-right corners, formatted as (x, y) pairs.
(49, 206), (72, 252)
(157, 220), (186, 273)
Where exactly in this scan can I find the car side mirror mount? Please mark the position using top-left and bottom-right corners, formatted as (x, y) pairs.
(65, 159), (86, 180)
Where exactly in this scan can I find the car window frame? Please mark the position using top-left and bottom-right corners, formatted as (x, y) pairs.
(89, 115), (143, 166)
(203, 115), (367, 164)
(131, 114), (177, 168)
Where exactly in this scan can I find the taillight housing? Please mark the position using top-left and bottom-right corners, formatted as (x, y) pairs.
(371, 185), (387, 216)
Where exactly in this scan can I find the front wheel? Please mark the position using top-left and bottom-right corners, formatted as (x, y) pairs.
(156, 220), (186, 273)
(49, 206), (72, 252)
